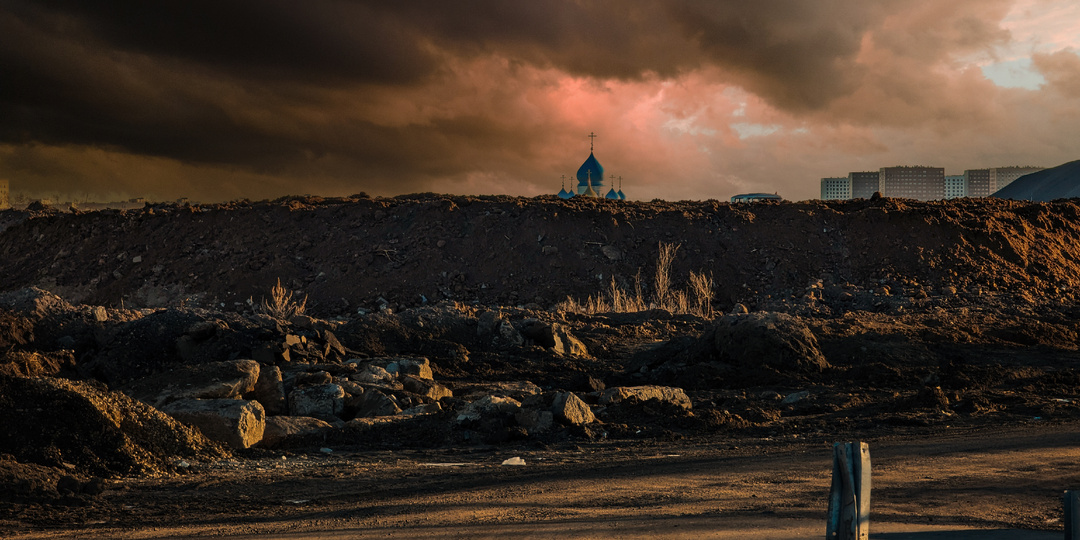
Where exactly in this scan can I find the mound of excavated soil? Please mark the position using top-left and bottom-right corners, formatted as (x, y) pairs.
(0, 375), (228, 477)
(3, 195), (1080, 315)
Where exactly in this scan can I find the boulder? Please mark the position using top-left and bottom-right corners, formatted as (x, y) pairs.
(455, 395), (521, 424)
(350, 387), (402, 418)
(599, 386), (692, 411)
(350, 365), (397, 386)
(520, 321), (588, 357)
(401, 375), (453, 401)
(711, 312), (829, 373)
(551, 324), (588, 357)
(552, 392), (595, 425)
(247, 365), (286, 415)
(366, 357), (434, 380)
(259, 416), (333, 448)
(292, 371), (333, 388)
(126, 359), (261, 406)
(160, 399), (265, 450)
(515, 408), (554, 433)
(288, 383), (345, 419)
(400, 402), (443, 416)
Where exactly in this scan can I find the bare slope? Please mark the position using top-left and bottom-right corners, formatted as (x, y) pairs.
(2, 194), (1080, 315)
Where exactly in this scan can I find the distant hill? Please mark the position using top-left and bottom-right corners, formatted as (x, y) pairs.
(993, 160), (1080, 201)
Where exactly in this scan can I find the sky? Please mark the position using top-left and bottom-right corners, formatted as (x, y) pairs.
(1, 0), (1080, 203)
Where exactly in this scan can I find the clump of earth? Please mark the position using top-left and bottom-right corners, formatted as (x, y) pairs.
(2, 195), (1080, 535)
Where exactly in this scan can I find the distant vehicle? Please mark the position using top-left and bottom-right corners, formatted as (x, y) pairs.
(730, 193), (783, 203)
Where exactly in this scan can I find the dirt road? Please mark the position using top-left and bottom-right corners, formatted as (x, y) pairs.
(8, 421), (1077, 539)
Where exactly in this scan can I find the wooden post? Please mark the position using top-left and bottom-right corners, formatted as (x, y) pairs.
(1066, 490), (1080, 540)
(826, 442), (871, 540)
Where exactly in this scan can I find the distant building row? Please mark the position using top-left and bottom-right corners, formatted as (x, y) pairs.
(820, 166), (1045, 201)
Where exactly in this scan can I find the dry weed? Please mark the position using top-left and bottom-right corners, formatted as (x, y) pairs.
(558, 243), (715, 317)
(258, 278), (308, 319)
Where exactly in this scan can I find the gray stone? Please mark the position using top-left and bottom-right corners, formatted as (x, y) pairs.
(161, 399), (265, 449)
(248, 364), (286, 415)
(515, 408), (554, 433)
(351, 388), (402, 418)
(711, 312), (829, 373)
(599, 386), (692, 411)
(781, 390), (810, 405)
(289, 383), (346, 419)
(552, 324), (588, 357)
(260, 416), (332, 448)
(351, 365), (397, 386)
(292, 371), (333, 388)
(601, 245), (622, 261)
(552, 392), (595, 425)
(400, 402), (443, 416)
(401, 375), (453, 401)
(377, 357), (433, 380)
(455, 395), (521, 424)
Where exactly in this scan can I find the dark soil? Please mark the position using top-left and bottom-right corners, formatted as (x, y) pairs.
(3, 195), (1080, 536)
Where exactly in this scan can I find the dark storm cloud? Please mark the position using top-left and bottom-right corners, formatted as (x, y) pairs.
(0, 0), (1051, 200)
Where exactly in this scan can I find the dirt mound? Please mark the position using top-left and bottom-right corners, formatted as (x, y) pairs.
(0, 375), (228, 477)
(4, 195), (1080, 315)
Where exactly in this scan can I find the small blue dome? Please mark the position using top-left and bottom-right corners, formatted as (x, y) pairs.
(576, 152), (604, 189)
(617, 190), (625, 200)
(557, 188), (573, 199)
(605, 188), (619, 199)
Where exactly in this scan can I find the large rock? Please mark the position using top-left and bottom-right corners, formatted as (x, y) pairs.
(552, 392), (595, 425)
(367, 357), (434, 380)
(127, 359), (261, 406)
(711, 312), (829, 373)
(259, 416), (333, 448)
(599, 386), (692, 411)
(552, 325), (589, 357)
(247, 364), (286, 415)
(521, 321), (588, 357)
(455, 395), (521, 424)
(160, 399), (266, 450)
(288, 383), (345, 419)
(178, 359), (260, 400)
(350, 387), (402, 418)
(401, 375), (453, 401)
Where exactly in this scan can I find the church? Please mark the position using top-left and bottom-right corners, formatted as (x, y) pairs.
(557, 132), (626, 200)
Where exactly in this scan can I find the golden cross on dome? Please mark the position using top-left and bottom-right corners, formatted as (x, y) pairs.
(588, 131), (597, 152)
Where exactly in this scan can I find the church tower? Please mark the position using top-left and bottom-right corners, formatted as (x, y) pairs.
(576, 132), (605, 196)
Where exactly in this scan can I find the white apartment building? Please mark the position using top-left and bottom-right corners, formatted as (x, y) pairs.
(820, 177), (851, 200)
(990, 166), (1044, 192)
(944, 175), (967, 199)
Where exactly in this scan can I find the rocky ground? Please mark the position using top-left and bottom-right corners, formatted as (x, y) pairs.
(3, 195), (1080, 536)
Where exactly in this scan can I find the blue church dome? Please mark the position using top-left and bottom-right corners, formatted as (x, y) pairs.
(576, 152), (604, 195)
(557, 188), (573, 199)
(605, 188), (619, 199)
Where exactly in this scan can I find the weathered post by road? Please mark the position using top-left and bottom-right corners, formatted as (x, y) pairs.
(1065, 490), (1080, 540)
(826, 441), (870, 540)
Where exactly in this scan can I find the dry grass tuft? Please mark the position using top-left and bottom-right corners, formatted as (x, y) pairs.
(258, 278), (308, 319)
(557, 242), (715, 317)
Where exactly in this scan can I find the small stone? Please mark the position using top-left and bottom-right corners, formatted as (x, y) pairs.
(542, 245), (558, 255)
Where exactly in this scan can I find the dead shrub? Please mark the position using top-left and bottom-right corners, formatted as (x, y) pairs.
(258, 278), (308, 319)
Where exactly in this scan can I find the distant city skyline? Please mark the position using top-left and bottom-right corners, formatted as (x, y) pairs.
(1, 1), (1079, 203)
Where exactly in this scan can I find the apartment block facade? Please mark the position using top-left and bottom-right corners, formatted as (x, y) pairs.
(879, 166), (945, 201)
(990, 166), (1045, 192)
(820, 177), (851, 200)
(944, 175), (967, 199)
(849, 172), (880, 199)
